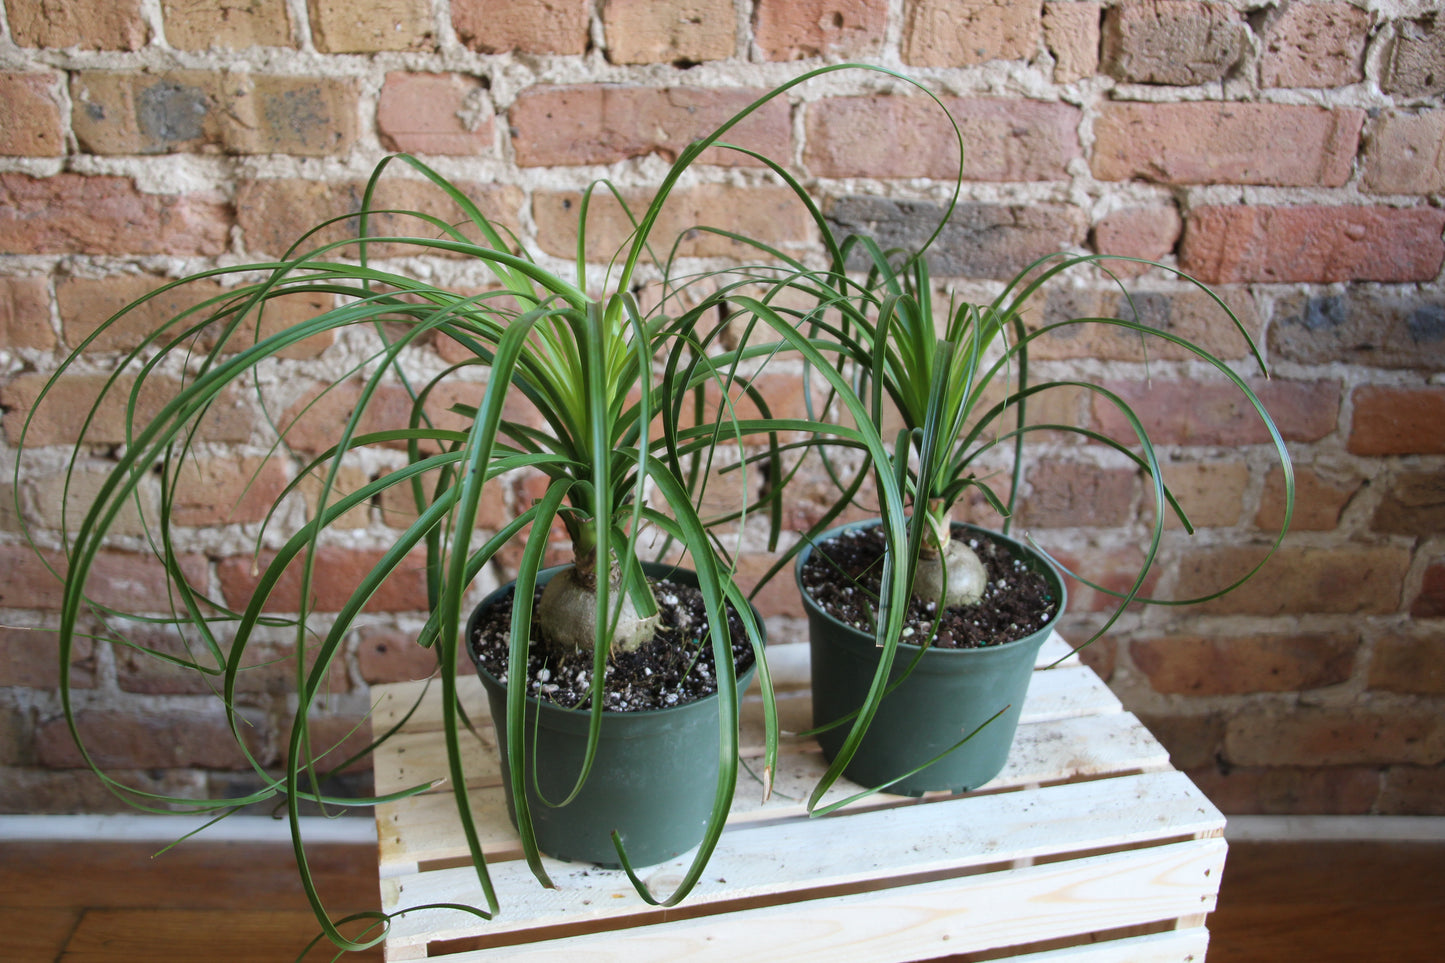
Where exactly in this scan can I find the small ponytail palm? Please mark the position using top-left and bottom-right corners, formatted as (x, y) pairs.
(730, 229), (1296, 810)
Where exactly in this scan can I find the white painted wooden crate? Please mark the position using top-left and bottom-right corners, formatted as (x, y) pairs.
(369, 634), (1223, 962)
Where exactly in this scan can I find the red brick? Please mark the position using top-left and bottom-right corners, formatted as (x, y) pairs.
(168, 455), (291, 526)
(1361, 109), (1445, 195)
(278, 378), (486, 453)
(753, 0), (887, 60)
(1379, 766), (1445, 815)
(1025, 284), (1261, 362)
(1157, 461), (1249, 530)
(1257, 465), (1359, 533)
(1093, 103), (1361, 187)
(1188, 764), (1380, 815)
(726, 551), (803, 620)
(1076, 636), (1116, 682)
(0, 173), (231, 257)
(2, 372), (252, 447)
(0, 708), (24, 767)
(825, 196), (1086, 280)
(603, 0), (734, 64)
(0, 626), (94, 689)
(1093, 377), (1338, 447)
(1349, 386), (1445, 456)
(217, 546), (429, 614)
(1383, 15), (1445, 99)
(1133, 711), (1223, 769)
(298, 464), (373, 530)
(1259, 2), (1369, 88)
(1174, 544), (1411, 616)
(36, 710), (269, 769)
(0, 71), (65, 157)
(26, 465), (156, 537)
(377, 72), (493, 156)
(233, 75), (360, 155)
(1370, 633), (1445, 695)
(902, 0), (1042, 67)
(1370, 471), (1445, 535)
(512, 85), (790, 169)
(6, 0), (147, 49)
(57, 275), (334, 358)
(1267, 289), (1445, 369)
(452, 0), (589, 54)
(1091, 206), (1180, 275)
(1042, 2), (1100, 82)
(1047, 544), (1159, 615)
(235, 177), (522, 258)
(0, 544), (209, 613)
(307, 0), (434, 52)
(357, 627), (465, 683)
(1412, 561), (1445, 618)
(0, 768), (209, 814)
(72, 71), (359, 157)
(1101, 0), (1247, 85)
(534, 184), (814, 262)
(964, 379), (1092, 446)
(1225, 705), (1445, 767)
(0, 482), (19, 533)
(1018, 461), (1136, 528)
(805, 95), (1079, 181)
(508, 468), (576, 550)
(0, 277), (54, 350)
(114, 630), (351, 696)
(296, 713), (375, 772)
(1180, 205), (1445, 284)
(1132, 633), (1356, 695)
(162, 0), (296, 49)
(778, 462), (884, 535)
(55, 271), (186, 351)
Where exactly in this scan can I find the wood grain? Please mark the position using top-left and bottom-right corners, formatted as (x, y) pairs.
(1209, 840), (1445, 962)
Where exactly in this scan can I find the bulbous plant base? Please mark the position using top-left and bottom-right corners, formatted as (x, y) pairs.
(912, 538), (988, 609)
(796, 521), (1066, 797)
(535, 565), (658, 655)
(467, 564), (759, 868)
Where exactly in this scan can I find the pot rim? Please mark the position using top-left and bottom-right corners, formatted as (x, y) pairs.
(793, 518), (1067, 657)
(466, 562), (760, 721)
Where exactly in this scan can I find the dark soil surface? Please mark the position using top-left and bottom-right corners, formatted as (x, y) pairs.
(799, 525), (1058, 649)
(469, 576), (755, 712)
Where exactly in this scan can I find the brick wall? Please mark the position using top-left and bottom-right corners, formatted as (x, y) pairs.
(1, 0), (1443, 817)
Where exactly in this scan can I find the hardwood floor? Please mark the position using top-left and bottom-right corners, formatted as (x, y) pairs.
(0, 840), (384, 962)
(1208, 840), (1445, 963)
(2, 837), (1442, 960)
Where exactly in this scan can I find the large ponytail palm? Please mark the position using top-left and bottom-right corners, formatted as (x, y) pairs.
(19, 65), (931, 949)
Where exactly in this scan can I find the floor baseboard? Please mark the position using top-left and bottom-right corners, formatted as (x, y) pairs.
(0, 813), (377, 844)
(1224, 815), (1445, 842)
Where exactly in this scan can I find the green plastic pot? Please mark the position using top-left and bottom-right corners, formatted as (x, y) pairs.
(468, 564), (759, 868)
(796, 521), (1065, 797)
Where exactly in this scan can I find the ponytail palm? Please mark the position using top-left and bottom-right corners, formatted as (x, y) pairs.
(18, 65), (933, 948)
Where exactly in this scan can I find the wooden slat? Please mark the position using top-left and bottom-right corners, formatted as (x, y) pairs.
(371, 677), (491, 734)
(420, 839), (1225, 963)
(372, 725), (499, 798)
(378, 770), (1221, 948)
(374, 709), (1170, 873)
(985, 927), (1210, 963)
